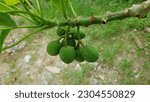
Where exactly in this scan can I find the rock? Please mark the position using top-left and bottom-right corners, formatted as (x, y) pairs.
(74, 64), (80, 71)
(43, 71), (54, 81)
(11, 68), (17, 73)
(45, 66), (61, 74)
(25, 71), (30, 76)
(24, 55), (31, 63)
(54, 58), (64, 68)
(98, 75), (105, 80)
(133, 29), (138, 32)
(92, 79), (99, 85)
(35, 59), (42, 66)
(36, 70), (54, 84)
(144, 27), (150, 33)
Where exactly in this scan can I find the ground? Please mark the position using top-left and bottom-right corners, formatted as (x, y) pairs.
(0, 0), (150, 85)
(0, 25), (149, 85)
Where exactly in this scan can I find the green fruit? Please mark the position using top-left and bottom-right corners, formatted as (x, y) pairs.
(72, 30), (86, 40)
(47, 40), (62, 56)
(57, 26), (65, 37)
(62, 38), (76, 47)
(75, 48), (84, 62)
(59, 46), (75, 64)
(82, 45), (99, 62)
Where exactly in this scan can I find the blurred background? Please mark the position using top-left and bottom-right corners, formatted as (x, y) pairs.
(0, 0), (150, 85)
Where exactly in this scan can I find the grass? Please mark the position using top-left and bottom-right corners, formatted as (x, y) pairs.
(60, 64), (94, 84)
(117, 59), (135, 84)
(146, 32), (150, 49)
(98, 42), (122, 66)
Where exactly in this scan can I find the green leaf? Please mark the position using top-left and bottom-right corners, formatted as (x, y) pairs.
(52, 0), (76, 19)
(4, 0), (20, 6)
(0, 12), (16, 53)
(0, 30), (10, 53)
(0, 1), (12, 12)
(0, 12), (16, 27)
(52, 0), (69, 19)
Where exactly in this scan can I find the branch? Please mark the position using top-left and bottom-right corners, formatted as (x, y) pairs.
(49, 0), (150, 27)
(0, 25), (41, 30)
(1, 0), (150, 52)
(4, 10), (44, 22)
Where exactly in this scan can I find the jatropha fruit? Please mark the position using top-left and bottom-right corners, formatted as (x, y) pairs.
(46, 40), (62, 56)
(59, 46), (76, 64)
(82, 45), (99, 62)
(75, 47), (85, 62)
(46, 26), (99, 64)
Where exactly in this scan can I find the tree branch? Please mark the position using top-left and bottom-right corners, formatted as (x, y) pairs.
(49, 0), (150, 27)
(1, 0), (150, 52)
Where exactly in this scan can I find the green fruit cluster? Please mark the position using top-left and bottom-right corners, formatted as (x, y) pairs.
(46, 26), (99, 64)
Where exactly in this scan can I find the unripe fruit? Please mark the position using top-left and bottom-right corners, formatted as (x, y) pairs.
(82, 45), (99, 62)
(59, 46), (75, 64)
(47, 40), (62, 56)
(75, 48), (84, 62)
(62, 38), (76, 47)
(72, 30), (86, 40)
(57, 26), (65, 37)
